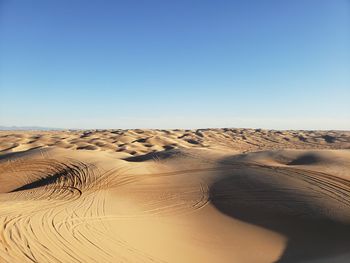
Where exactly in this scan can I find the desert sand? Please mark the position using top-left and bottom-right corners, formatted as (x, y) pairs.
(0, 128), (349, 263)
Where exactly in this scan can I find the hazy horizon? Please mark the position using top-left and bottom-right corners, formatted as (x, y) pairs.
(1, 0), (349, 130)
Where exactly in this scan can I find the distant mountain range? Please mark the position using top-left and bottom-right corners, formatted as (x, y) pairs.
(0, 126), (63, 131)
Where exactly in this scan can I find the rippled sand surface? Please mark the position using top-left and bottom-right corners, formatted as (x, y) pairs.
(0, 129), (349, 262)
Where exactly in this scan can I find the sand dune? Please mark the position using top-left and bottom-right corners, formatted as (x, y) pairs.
(0, 129), (349, 262)
(1, 129), (349, 156)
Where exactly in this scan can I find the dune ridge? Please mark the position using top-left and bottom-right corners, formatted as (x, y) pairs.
(0, 129), (349, 262)
(1, 129), (349, 156)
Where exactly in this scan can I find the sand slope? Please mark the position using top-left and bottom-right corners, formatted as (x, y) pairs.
(0, 129), (349, 262)
(1, 129), (349, 156)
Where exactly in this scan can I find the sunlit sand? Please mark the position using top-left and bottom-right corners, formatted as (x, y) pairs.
(1, 129), (349, 262)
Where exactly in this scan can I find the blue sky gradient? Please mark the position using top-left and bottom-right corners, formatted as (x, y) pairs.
(1, 0), (349, 129)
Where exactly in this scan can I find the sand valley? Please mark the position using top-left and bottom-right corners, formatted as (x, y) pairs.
(0, 129), (349, 263)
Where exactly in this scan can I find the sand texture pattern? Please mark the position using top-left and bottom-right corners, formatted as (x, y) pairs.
(0, 129), (350, 263)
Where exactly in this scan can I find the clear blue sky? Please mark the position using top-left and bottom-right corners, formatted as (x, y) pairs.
(0, 0), (349, 129)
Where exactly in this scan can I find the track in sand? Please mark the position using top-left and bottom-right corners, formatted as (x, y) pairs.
(0, 147), (350, 262)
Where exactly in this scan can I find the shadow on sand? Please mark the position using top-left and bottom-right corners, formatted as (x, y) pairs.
(209, 157), (350, 262)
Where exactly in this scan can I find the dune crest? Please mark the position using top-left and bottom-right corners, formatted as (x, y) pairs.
(0, 129), (349, 262)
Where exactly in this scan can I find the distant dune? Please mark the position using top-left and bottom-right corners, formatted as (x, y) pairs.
(0, 129), (349, 262)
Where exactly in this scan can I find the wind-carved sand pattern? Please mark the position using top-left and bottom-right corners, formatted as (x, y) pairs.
(1, 129), (349, 156)
(0, 129), (350, 262)
(0, 151), (215, 262)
